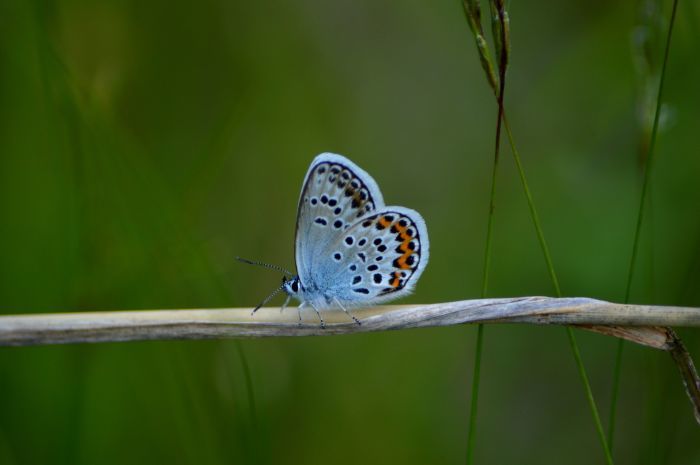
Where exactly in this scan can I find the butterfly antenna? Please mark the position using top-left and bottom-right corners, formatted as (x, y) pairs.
(251, 283), (286, 315)
(236, 256), (293, 277)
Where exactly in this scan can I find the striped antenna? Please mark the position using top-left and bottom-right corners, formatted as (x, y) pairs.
(251, 283), (286, 315)
(236, 256), (293, 277)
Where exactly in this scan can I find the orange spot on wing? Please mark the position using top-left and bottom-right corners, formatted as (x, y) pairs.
(378, 216), (392, 229)
(352, 190), (364, 206)
(396, 256), (411, 270)
(390, 217), (417, 271)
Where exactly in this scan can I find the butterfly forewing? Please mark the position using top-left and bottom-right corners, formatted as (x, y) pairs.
(295, 153), (385, 288)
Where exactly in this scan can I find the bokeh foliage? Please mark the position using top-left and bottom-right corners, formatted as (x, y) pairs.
(0, 1), (699, 463)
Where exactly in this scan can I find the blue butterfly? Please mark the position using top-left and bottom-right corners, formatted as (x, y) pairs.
(240, 153), (429, 327)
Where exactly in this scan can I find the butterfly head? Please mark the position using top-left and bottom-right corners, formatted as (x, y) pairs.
(282, 275), (302, 296)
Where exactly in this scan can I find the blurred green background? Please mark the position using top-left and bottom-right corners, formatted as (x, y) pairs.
(1, 0), (699, 463)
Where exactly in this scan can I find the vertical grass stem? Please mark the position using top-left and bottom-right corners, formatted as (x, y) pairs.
(609, 0), (680, 450)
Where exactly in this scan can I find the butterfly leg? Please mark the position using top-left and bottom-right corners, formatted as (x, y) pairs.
(334, 297), (361, 326)
(280, 295), (292, 314)
(308, 302), (325, 329)
(297, 301), (306, 326)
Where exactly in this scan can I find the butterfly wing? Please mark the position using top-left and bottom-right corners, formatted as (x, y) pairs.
(294, 153), (385, 288)
(321, 206), (429, 306)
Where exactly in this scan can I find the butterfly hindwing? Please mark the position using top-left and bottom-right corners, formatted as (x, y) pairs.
(321, 206), (430, 305)
(295, 153), (384, 288)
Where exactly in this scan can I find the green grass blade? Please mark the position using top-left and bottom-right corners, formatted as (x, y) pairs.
(235, 340), (258, 433)
(502, 115), (561, 296)
(567, 328), (614, 464)
(466, 324), (485, 465)
(502, 113), (613, 464)
(466, 2), (509, 462)
(461, 1), (612, 460)
(466, 61), (505, 465)
(609, 0), (680, 449)
(607, 339), (624, 448)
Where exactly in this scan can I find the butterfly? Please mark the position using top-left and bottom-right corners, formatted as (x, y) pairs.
(240, 153), (429, 327)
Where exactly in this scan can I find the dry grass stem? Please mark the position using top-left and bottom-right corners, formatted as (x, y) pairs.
(1, 296), (699, 347)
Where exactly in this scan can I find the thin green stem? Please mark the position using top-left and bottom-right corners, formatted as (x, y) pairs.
(609, 0), (679, 449)
(461, 1), (611, 460)
(466, 3), (508, 462)
(567, 328), (614, 464)
(502, 115), (561, 296)
(466, 324), (485, 465)
(502, 112), (612, 464)
(607, 339), (624, 447)
(480, 147), (500, 298)
(466, 77), (505, 465)
(235, 340), (258, 433)
(466, 106), (502, 464)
